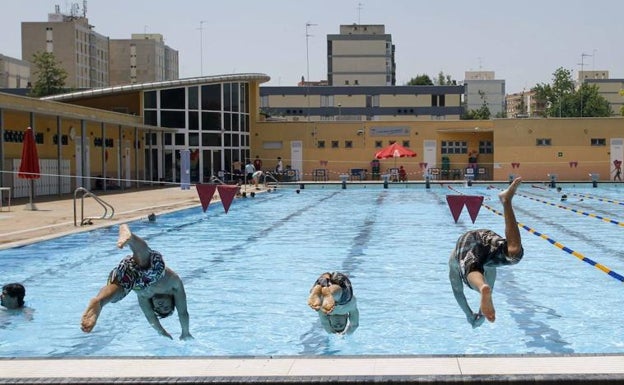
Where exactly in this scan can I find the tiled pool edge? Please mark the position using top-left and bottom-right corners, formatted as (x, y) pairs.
(1, 355), (623, 384)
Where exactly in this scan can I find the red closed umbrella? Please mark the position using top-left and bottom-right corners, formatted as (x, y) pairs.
(375, 142), (417, 168)
(18, 127), (40, 210)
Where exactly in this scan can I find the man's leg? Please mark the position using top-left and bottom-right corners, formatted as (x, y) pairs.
(466, 271), (495, 322)
(499, 177), (522, 257)
(81, 283), (124, 332)
(117, 224), (152, 267)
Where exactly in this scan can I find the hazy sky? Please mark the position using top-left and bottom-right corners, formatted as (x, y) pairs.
(1, 0), (621, 93)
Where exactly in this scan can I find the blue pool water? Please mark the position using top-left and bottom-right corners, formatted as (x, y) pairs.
(1, 182), (623, 357)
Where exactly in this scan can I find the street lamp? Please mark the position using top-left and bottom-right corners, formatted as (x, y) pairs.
(338, 103), (342, 120)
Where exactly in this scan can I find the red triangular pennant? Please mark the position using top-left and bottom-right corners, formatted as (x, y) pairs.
(217, 185), (238, 213)
(464, 195), (484, 223)
(445, 195), (466, 223)
(196, 184), (217, 212)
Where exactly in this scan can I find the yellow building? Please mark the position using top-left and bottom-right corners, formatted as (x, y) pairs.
(2, 73), (623, 203)
(0, 92), (172, 198)
(252, 116), (624, 183)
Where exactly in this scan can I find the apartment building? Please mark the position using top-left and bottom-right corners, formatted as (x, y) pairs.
(0, 54), (31, 88)
(22, 8), (110, 89)
(327, 24), (395, 86)
(463, 71), (506, 117)
(109, 33), (179, 86)
(260, 85), (464, 122)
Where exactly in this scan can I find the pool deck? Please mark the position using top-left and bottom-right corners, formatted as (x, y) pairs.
(1, 184), (623, 384)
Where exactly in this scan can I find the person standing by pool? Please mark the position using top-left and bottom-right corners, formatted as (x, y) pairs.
(244, 160), (255, 185)
(81, 224), (192, 340)
(448, 176), (524, 328)
(307, 272), (359, 335)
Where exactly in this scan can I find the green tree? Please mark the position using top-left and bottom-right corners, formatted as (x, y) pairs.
(406, 74), (433, 85)
(462, 90), (491, 120)
(29, 51), (68, 97)
(532, 67), (610, 117)
(619, 89), (624, 116)
(435, 71), (456, 85)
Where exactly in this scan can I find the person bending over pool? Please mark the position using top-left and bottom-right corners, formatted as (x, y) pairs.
(81, 224), (193, 340)
(448, 176), (524, 328)
(307, 272), (359, 335)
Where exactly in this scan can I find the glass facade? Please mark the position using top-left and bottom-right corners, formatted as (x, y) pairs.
(143, 82), (250, 183)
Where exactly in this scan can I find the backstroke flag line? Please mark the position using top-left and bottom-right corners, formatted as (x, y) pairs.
(445, 195), (484, 223)
(196, 184), (239, 213)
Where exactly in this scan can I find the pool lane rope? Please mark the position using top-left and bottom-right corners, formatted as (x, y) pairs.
(531, 184), (624, 207)
(447, 185), (624, 283)
(494, 185), (624, 227)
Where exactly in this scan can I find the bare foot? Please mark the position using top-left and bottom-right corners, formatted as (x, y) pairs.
(307, 285), (323, 310)
(80, 298), (102, 333)
(117, 224), (132, 249)
(320, 286), (336, 314)
(479, 285), (496, 322)
(499, 177), (522, 204)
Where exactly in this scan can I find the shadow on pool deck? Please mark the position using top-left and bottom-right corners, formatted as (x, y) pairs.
(1, 184), (623, 384)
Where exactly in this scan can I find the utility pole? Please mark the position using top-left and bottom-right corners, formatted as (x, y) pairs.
(199, 21), (207, 76)
(357, 2), (364, 24)
(305, 22), (316, 122)
(578, 52), (593, 117)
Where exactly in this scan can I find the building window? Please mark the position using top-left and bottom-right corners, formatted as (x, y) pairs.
(402, 140), (410, 147)
(441, 141), (468, 154)
(479, 140), (493, 154)
(317, 140), (325, 148)
(320, 95), (334, 107)
(345, 140), (353, 148)
(590, 138), (606, 146)
(431, 95), (445, 107)
(331, 140), (339, 148)
(375, 140), (383, 148)
(536, 138), (552, 146)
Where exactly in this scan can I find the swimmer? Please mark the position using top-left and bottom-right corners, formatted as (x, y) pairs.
(81, 224), (192, 340)
(448, 177), (524, 328)
(1, 283), (25, 310)
(307, 272), (359, 335)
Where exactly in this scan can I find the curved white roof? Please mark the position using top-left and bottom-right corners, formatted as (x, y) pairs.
(41, 73), (271, 101)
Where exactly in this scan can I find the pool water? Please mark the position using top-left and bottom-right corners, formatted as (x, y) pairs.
(1, 182), (623, 357)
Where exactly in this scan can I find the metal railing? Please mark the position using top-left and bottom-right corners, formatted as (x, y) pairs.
(263, 172), (280, 185)
(210, 176), (226, 184)
(73, 187), (115, 226)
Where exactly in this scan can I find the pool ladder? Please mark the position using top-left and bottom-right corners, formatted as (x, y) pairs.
(73, 187), (115, 226)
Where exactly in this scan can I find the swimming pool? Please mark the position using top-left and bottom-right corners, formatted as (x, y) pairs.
(1, 181), (623, 358)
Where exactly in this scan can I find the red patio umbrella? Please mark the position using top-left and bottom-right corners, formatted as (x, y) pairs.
(375, 142), (417, 168)
(18, 127), (41, 210)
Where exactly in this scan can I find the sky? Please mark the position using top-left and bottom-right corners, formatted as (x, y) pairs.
(1, 0), (622, 94)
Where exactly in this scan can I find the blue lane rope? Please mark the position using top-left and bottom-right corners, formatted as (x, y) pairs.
(447, 185), (624, 283)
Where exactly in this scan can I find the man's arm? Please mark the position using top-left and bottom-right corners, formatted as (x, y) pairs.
(449, 260), (484, 328)
(345, 297), (359, 334)
(169, 271), (193, 340)
(137, 295), (173, 339)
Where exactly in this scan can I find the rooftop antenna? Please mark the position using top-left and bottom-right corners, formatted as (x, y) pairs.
(357, 2), (364, 24)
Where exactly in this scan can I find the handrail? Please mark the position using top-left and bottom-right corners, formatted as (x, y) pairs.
(263, 172), (280, 185)
(73, 187), (115, 226)
(210, 176), (226, 184)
